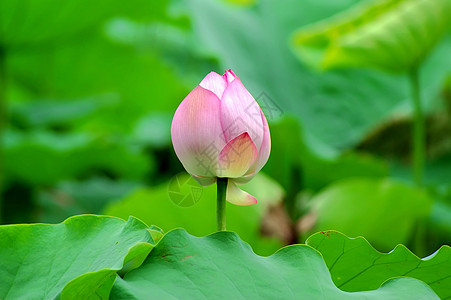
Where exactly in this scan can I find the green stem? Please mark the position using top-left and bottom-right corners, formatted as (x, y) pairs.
(0, 46), (6, 224)
(410, 66), (424, 187)
(216, 177), (228, 231)
(410, 66), (426, 256)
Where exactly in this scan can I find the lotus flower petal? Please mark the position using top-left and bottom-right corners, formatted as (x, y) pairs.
(224, 69), (236, 83)
(191, 174), (217, 187)
(226, 180), (257, 206)
(247, 109), (271, 175)
(220, 77), (264, 148)
(171, 69), (271, 203)
(231, 172), (256, 185)
(171, 86), (226, 178)
(199, 71), (228, 99)
(218, 132), (257, 178)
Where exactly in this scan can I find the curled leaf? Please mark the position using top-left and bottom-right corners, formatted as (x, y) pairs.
(292, 0), (451, 72)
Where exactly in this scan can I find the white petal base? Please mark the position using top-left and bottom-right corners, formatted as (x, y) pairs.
(191, 174), (216, 187)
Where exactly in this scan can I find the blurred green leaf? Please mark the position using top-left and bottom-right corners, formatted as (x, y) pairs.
(130, 112), (172, 148)
(36, 177), (141, 223)
(390, 154), (451, 187)
(104, 17), (219, 85)
(4, 130), (151, 185)
(292, 0), (451, 72)
(110, 228), (439, 299)
(307, 230), (451, 299)
(9, 95), (118, 128)
(0, 0), (113, 46)
(0, 215), (154, 299)
(266, 116), (387, 194)
(379, 155), (451, 251)
(7, 32), (188, 135)
(308, 178), (433, 251)
(429, 201), (451, 235)
(0, 0), (163, 47)
(425, 156), (451, 185)
(104, 173), (284, 255)
(303, 152), (388, 191)
(4, 130), (90, 185)
(224, 0), (256, 6)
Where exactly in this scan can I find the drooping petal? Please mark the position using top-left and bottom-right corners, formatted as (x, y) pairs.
(199, 71), (227, 99)
(226, 180), (257, 206)
(220, 77), (264, 149)
(245, 109), (271, 176)
(218, 132), (257, 178)
(171, 86), (226, 178)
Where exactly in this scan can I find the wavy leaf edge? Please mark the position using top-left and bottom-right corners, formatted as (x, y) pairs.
(307, 230), (450, 262)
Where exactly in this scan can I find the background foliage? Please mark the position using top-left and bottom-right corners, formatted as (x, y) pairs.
(0, 0), (450, 298)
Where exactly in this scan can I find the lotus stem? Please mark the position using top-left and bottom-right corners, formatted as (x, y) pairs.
(410, 65), (426, 256)
(0, 47), (6, 224)
(216, 177), (228, 231)
(410, 66), (424, 187)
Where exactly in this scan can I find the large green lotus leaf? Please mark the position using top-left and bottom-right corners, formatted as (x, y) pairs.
(104, 173), (284, 256)
(110, 229), (438, 299)
(292, 0), (451, 72)
(166, 0), (451, 150)
(308, 178), (433, 251)
(0, 215), (155, 299)
(307, 230), (451, 299)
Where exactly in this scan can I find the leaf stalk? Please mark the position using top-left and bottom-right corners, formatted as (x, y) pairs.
(216, 177), (227, 231)
(410, 66), (424, 187)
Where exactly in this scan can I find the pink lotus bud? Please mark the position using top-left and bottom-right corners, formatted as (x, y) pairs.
(171, 70), (271, 205)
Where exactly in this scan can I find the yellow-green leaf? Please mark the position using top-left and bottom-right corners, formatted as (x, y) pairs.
(292, 0), (451, 72)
